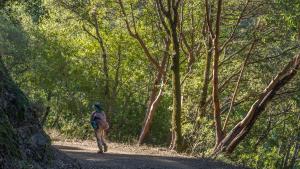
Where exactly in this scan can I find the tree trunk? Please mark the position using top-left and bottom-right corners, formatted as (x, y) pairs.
(156, 0), (183, 152)
(199, 36), (212, 117)
(103, 52), (111, 112)
(108, 43), (122, 119)
(212, 0), (224, 147)
(138, 72), (165, 145)
(199, 1), (213, 117)
(117, 0), (171, 145)
(282, 141), (292, 169)
(91, 9), (111, 116)
(213, 54), (300, 155)
(41, 92), (52, 126)
(138, 47), (168, 145)
(222, 40), (255, 131)
(169, 1), (183, 152)
(289, 140), (299, 169)
(289, 115), (300, 169)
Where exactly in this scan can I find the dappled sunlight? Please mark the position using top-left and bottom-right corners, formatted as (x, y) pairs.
(1, 0), (300, 168)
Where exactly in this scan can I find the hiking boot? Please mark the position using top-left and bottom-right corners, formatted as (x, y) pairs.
(97, 149), (103, 154)
(103, 144), (108, 152)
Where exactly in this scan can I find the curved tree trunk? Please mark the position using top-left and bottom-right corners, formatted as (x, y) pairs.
(213, 54), (300, 155)
(138, 39), (169, 145)
(138, 74), (165, 145)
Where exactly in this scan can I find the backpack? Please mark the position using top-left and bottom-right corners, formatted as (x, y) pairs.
(91, 120), (98, 129)
(91, 112), (99, 129)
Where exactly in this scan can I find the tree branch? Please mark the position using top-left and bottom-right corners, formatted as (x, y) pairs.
(117, 0), (165, 74)
(222, 39), (256, 131)
(214, 53), (300, 155)
(220, 0), (250, 52)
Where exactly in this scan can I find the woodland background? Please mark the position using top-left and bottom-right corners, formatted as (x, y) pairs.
(1, 0), (300, 168)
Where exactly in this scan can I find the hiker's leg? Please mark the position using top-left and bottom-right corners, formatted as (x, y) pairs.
(100, 129), (108, 152)
(95, 129), (103, 153)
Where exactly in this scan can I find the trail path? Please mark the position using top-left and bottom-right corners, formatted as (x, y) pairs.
(52, 140), (248, 169)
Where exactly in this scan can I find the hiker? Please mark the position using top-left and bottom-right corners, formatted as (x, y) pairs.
(90, 103), (109, 153)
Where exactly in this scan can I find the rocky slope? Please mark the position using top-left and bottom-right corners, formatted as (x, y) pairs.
(0, 61), (80, 169)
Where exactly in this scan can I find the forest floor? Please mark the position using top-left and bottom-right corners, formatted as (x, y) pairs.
(52, 139), (249, 169)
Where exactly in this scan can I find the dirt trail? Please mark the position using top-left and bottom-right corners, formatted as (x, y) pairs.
(52, 140), (248, 169)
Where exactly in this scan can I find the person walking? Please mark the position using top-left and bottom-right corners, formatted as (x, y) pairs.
(90, 103), (109, 153)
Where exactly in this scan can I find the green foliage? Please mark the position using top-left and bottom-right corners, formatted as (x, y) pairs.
(0, 10), (28, 60)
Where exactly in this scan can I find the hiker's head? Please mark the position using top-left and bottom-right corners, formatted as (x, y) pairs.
(93, 103), (103, 112)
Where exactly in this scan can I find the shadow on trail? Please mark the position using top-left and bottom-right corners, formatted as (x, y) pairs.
(54, 144), (249, 169)
(55, 145), (85, 151)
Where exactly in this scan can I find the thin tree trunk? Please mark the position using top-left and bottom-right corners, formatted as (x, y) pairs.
(118, 0), (164, 74)
(199, 1), (213, 117)
(222, 40), (255, 131)
(289, 140), (299, 169)
(51, 112), (60, 128)
(110, 43), (122, 116)
(211, 0), (224, 147)
(82, 7), (111, 115)
(91, 11), (111, 114)
(254, 115), (272, 148)
(41, 92), (52, 126)
(282, 141), (292, 169)
(199, 35), (213, 117)
(289, 114), (300, 169)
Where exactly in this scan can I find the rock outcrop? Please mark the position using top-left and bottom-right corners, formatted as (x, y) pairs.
(0, 61), (80, 169)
